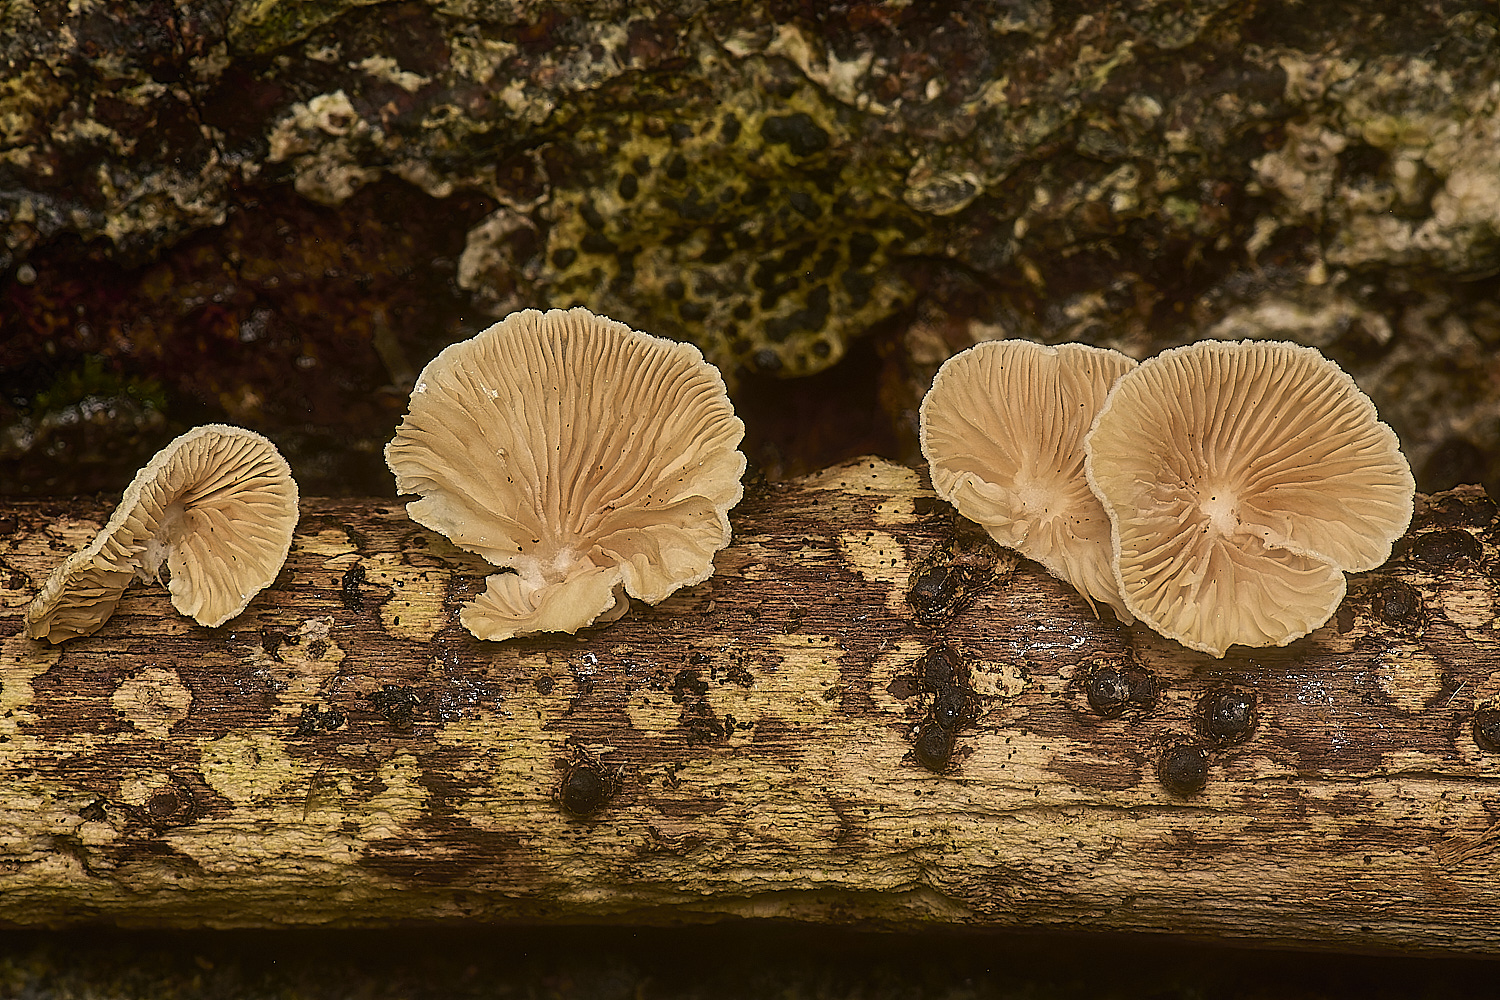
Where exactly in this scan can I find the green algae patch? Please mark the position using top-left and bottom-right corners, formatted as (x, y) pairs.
(535, 55), (929, 378)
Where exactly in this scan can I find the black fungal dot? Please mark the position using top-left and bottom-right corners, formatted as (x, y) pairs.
(916, 644), (960, 693)
(551, 247), (578, 268)
(1085, 661), (1156, 718)
(787, 190), (822, 220)
(761, 112), (830, 157)
(912, 722), (954, 773)
(79, 799), (107, 823)
(1473, 707), (1500, 753)
(753, 348), (783, 373)
(847, 231), (879, 268)
(932, 686), (966, 731)
(560, 763), (609, 817)
(907, 563), (952, 616)
(617, 173), (639, 200)
(1372, 580), (1423, 628)
(1158, 745), (1209, 796)
(1411, 529), (1484, 567)
(341, 563), (366, 612)
(534, 675), (555, 695)
(1199, 688), (1256, 744)
(580, 232), (618, 255)
(841, 269), (875, 308)
(741, 181), (771, 206)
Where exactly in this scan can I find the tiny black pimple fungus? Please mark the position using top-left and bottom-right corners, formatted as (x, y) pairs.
(1473, 707), (1500, 754)
(559, 761), (611, 817)
(1084, 660), (1156, 718)
(1158, 744), (1210, 796)
(1410, 529), (1485, 568)
(1372, 580), (1424, 629)
(1199, 688), (1257, 744)
(915, 643), (961, 692)
(912, 722), (955, 773)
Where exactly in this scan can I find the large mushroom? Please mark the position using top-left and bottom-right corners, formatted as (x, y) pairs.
(385, 307), (746, 642)
(25, 424), (300, 642)
(1085, 339), (1415, 657)
(919, 339), (1139, 620)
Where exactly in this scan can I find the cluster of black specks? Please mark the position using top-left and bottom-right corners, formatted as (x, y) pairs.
(1473, 706), (1500, 754)
(1082, 659), (1156, 719)
(1157, 744), (1210, 797)
(670, 666), (735, 742)
(539, 73), (927, 378)
(1198, 688), (1257, 745)
(293, 702), (346, 738)
(908, 644), (975, 773)
(905, 519), (1006, 626)
(369, 684), (426, 731)
(341, 562), (366, 611)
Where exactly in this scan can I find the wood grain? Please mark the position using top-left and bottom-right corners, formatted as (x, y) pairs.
(1, 459), (1498, 953)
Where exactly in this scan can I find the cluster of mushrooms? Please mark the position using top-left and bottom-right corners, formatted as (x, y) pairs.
(920, 339), (1415, 657)
(25, 308), (1414, 660)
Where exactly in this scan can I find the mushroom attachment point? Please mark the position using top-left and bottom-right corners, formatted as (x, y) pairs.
(1085, 340), (1415, 657)
(919, 339), (1138, 621)
(385, 307), (746, 642)
(24, 425), (299, 642)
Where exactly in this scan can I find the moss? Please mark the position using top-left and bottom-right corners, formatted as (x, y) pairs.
(226, 0), (389, 57)
(33, 355), (165, 415)
(536, 59), (929, 377)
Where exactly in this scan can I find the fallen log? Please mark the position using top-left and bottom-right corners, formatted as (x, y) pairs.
(1, 458), (1498, 953)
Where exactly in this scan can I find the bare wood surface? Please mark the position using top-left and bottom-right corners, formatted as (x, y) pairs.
(1, 458), (1499, 953)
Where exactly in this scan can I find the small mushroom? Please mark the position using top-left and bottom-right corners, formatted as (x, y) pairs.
(25, 425), (299, 642)
(919, 339), (1138, 619)
(385, 307), (745, 641)
(1085, 340), (1415, 657)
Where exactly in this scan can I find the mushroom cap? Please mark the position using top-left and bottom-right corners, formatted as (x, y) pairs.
(919, 339), (1139, 620)
(24, 424), (300, 642)
(385, 307), (746, 641)
(1085, 339), (1415, 657)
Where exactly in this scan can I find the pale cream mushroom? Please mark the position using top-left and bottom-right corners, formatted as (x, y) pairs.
(919, 339), (1139, 620)
(385, 307), (746, 642)
(1085, 339), (1415, 657)
(25, 425), (299, 642)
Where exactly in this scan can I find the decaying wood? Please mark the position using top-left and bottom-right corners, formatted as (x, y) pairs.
(1, 458), (1498, 952)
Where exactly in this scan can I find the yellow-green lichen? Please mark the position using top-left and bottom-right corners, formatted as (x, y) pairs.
(536, 59), (928, 377)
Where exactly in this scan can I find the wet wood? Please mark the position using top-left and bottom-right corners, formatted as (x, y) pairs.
(1, 458), (1498, 953)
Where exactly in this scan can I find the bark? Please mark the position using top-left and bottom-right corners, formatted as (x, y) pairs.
(1, 458), (1498, 952)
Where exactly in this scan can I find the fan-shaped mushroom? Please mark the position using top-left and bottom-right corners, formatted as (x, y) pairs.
(385, 307), (746, 641)
(25, 424), (300, 642)
(1085, 339), (1415, 657)
(919, 339), (1139, 620)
